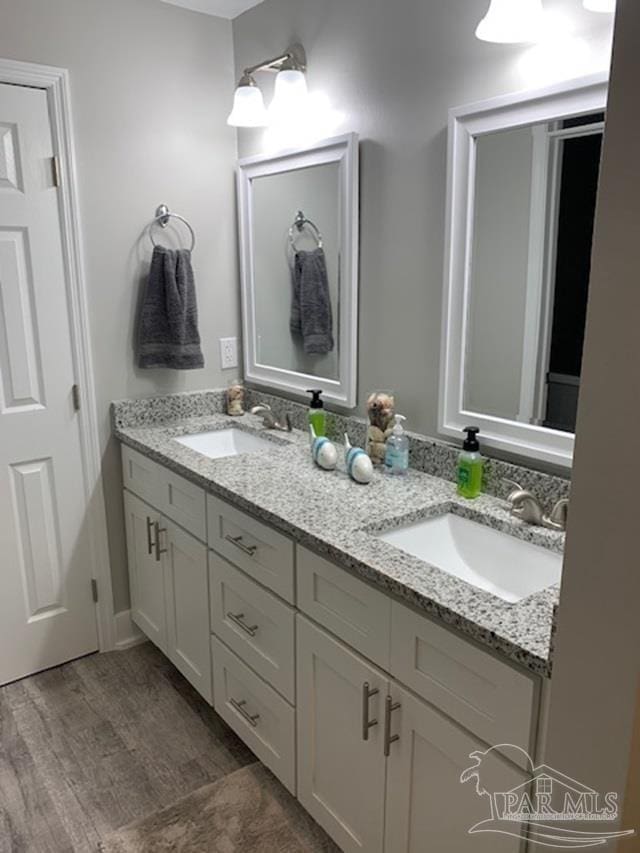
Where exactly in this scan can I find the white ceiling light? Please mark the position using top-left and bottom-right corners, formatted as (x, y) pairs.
(476, 0), (545, 44)
(583, 0), (615, 12)
(227, 44), (308, 129)
(227, 74), (268, 127)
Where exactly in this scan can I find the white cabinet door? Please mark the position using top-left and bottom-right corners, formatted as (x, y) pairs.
(297, 615), (388, 853)
(124, 490), (166, 652)
(163, 518), (211, 703)
(385, 682), (526, 853)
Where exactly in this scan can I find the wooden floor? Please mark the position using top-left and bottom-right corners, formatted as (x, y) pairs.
(0, 642), (255, 853)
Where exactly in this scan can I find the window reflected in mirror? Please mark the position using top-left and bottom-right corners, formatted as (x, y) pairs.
(464, 112), (604, 434)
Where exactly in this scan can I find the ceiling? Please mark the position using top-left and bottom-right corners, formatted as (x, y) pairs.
(160, 0), (264, 19)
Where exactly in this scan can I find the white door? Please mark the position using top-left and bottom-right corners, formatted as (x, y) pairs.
(163, 518), (211, 702)
(297, 615), (388, 853)
(0, 83), (98, 685)
(123, 490), (166, 652)
(384, 683), (526, 853)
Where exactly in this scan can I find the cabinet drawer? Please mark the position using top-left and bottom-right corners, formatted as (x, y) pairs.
(210, 552), (295, 702)
(122, 445), (161, 507)
(207, 495), (294, 603)
(212, 636), (296, 793)
(158, 468), (206, 542)
(297, 547), (391, 670)
(122, 445), (206, 541)
(390, 602), (537, 755)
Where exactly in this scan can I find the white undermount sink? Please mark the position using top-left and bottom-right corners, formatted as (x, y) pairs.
(377, 513), (562, 603)
(174, 428), (275, 460)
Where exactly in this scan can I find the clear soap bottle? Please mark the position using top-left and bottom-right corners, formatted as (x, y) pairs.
(385, 414), (409, 475)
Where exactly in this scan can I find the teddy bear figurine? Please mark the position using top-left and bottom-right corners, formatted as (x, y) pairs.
(366, 391), (395, 466)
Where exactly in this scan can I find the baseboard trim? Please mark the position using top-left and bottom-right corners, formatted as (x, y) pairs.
(114, 610), (146, 650)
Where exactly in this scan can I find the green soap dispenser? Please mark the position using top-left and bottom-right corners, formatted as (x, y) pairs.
(457, 426), (483, 499)
(307, 389), (327, 437)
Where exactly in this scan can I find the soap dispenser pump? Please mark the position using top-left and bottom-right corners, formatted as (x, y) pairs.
(384, 414), (409, 475)
(457, 426), (483, 499)
(306, 389), (327, 437)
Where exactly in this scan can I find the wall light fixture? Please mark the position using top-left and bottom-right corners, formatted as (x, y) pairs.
(227, 44), (308, 128)
(475, 0), (545, 44)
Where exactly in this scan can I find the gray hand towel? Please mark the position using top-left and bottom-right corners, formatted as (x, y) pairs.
(137, 245), (204, 370)
(290, 247), (334, 355)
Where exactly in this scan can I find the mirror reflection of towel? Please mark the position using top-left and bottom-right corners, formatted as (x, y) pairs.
(137, 245), (204, 370)
(290, 248), (334, 355)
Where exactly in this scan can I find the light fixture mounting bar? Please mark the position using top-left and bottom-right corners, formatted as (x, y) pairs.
(243, 43), (307, 77)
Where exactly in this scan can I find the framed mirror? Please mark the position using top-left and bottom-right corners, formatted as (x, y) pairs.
(440, 74), (608, 467)
(237, 133), (359, 407)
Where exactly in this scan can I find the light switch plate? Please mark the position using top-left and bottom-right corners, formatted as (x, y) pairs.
(219, 336), (238, 370)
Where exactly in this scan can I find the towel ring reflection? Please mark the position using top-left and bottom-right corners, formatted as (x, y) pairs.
(149, 204), (196, 252)
(288, 210), (323, 251)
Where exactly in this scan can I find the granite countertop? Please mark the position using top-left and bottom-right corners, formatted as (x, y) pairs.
(114, 411), (564, 678)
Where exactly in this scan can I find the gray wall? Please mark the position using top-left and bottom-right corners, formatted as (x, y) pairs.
(466, 127), (533, 420)
(232, 0), (613, 440)
(0, 0), (240, 613)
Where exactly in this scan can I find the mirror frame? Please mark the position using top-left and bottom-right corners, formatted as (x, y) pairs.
(237, 132), (359, 408)
(439, 73), (608, 468)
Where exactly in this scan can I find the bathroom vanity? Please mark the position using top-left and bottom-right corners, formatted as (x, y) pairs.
(115, 395), (564, 853)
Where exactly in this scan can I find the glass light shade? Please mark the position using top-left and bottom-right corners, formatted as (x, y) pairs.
(268, 69), (308, 121)
(583, 0), (615, 11)
(476, 0), (545, 43)
(227, 84), (268, 128)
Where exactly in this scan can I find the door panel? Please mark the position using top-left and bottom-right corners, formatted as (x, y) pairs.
(297, 615), (387, 853)
(385, 683), (526, 853)
(124, 491), (165, 652)
(0, 83), (98, 685)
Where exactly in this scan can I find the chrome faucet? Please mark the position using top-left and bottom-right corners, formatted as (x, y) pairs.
(503, 480), (569, 532)
(250, 404), (293, 432)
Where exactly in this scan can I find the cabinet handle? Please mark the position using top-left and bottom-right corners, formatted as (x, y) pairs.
(154, 521), (167, 562)
(225, 534), (258, 557)
(362, 681), (379, 741)
(227, 611), (259, 637)
(146, 516), (155, 555)
(229, 697), (260, 727)
(383, 695), (401, 757)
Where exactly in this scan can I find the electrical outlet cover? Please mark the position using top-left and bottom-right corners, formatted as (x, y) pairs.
(220, 336), (238, 370)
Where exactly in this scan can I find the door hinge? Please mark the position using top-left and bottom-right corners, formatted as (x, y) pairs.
(72, 383), (81, 412)
(91, 579), (98, 603)
(51, 156), (60, 188)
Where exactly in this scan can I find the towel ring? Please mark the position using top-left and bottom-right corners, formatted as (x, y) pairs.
(288, 210), (323, 251)
(149, 204), (196, 252)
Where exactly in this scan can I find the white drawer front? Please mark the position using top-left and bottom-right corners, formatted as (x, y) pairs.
(212, 636), (296, 793)
(122, 445), (160, 507)
(159, 468), (206, 542)
(207, 495), (294, 603)
(297, 546), (391, 670)
(390, 602), (537, 754)
(122, 445), (206, 541)
(210, 552), (295, 702)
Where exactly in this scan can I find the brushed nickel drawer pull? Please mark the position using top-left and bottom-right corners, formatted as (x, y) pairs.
(229, 697), (260, 727)
(154, 521), (168, 562)
(384, 695), (401, 757)
(362, 681), (379, 741)
(227, 611), (259, 637)
(225, 534), (258, 557)
(146, 516), (155, 555)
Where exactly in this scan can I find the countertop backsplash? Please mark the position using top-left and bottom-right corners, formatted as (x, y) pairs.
(112, 386), (570, 512)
